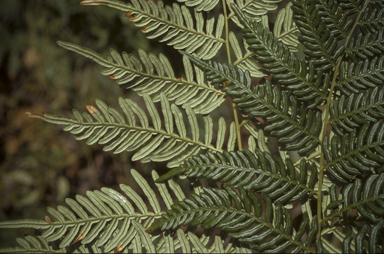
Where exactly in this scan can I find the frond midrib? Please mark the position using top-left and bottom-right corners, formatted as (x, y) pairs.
(48, 117), (221, 152)
(346, 37), (384, 56)
(165, 206), (314, 253)
(184, 163), (316, 194)
(328, 100), (384, 124)
(322, 140), (384, 170)
(242, 17), (327, 100)
(335, 64), (384, 87)
(296, 0), (337, 68)
(106, 0), (225, 43)
(321, 193), (384, 222)
(316, 0), (348, 37)
(106, 59), (223, 95)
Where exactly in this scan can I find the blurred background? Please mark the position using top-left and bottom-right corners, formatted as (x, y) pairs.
(0, 0), (286, 248)
(0, 0), (191, 247)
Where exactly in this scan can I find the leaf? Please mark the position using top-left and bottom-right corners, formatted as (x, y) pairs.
(37, 95), (236, 168)
(58, 41), (225, 114)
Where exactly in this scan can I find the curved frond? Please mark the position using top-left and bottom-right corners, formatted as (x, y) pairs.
(346, 28), (384, 62)
(58, 41), (225, 114)
(323, 122), (384, 183)
(81, 0), (225, 60)
(227, 0), (282, 27)
(324, 173), (384, 224)
(338, 0), (367, 13)
(27, 95), (236, 168)
(292, 0), (341, 70)
(315, 0), (354, 40)
(329, 86), (384, 136)
(157, 148), (317, 205)
(359, 4), (384, 34)
(181, 52), (322, 155)
(148, 186), (321, 253)
(336, 56), (384, 96)
(176, 0), (220, 11)
(229, 32), (265, 78)
(231, 4), (329, 107)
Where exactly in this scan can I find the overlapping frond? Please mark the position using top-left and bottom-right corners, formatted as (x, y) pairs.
(58, 41), (225, 114)
(81, 0), (225, 60)
(27, 94), (237, 168)
(148, 186), (321, 253)
(323, 122), (384, 183)
(346, 28), (384, 62)
(338, 0), (367, 13)
(0, 170), (175, 253)
(182, 52), (322, 155)
(292, 0), (341, 70)
(329, 86), (384, 136)
(176, 0), (220, 11)
(325, 173), (384, 225)
(157, 148), (317, 205)
(231, 4), (329, 107)
(359, 4), (384, 34)
(315, 0), (354, 40)
(336, 55), (384, 95)
(229, 32), (264, 77)
(227, 0), (282, 27)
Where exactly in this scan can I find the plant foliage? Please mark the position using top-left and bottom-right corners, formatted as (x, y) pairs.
(1, 0), (384, 253)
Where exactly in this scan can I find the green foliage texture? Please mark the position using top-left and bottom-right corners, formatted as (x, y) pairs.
(1, 0), (384, 253)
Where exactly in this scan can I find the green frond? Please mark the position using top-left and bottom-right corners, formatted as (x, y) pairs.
(323, 122), (384, 183)
(231, 4), (329, 107)
(329, 86), (384, 136)
(262, 2), (300, 52)
(82, 0), (225, 60)
(324, 173), (384, 225)
(35, 95), (237, 167)
(176, 0), (219, 11)
(57, 41), (225, 114)
(338, 0), (367, 13)
(359, 4), (384, 34)
(148, 186), (320, 253)
(229, 32), (265, 77)
(315, 0), (354, 40)
(336, 56), (384, 96)
(181, 52), (322, 155)
(0, 170), (187, 253)
(226, 0), (282, 27)
(292, 0), (341, 70)
(346, 28), (384, 62)
(157, 148), (317, 205)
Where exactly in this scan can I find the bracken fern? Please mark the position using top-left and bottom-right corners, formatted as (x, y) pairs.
(1, 0), (384, 253)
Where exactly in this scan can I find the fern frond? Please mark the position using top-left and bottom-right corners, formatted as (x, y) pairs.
(28, 95), (239, 167)
(329, 86), (384, 136)
(148, 186), (321, 253)
(0, 170), (187, 253)
(58, 41), (225, 114)
(359, 4), (384, 34)
(271, 2), (300, 51)
(182, 52), (322, 155)
(323, 122), (384, 183)
(227, 0), (282, 27)
(157, 148), (317, 205)
(176, 0), (220, 11)
(231, 4), (329, 107)
(324, 173), (384, 225)
(336, 56), (384, 95)
(338, 0), (367, 13)
(81, 0), (225, 60)
(229, 32), (265, 77)
(292, 0), (341, 70)
(346, 28), (384, 62)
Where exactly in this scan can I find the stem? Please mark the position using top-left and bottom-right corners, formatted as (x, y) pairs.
(316, 1), (370, 237)
(222, 0), (242, 150)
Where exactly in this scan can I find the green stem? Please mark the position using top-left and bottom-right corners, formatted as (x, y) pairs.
(222, 0), (242, 151)
(317, 1), (370, 237)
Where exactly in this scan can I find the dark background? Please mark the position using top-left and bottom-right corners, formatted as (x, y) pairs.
(0, 0), (284, 248)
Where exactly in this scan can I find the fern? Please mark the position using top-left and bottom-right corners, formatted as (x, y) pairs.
(2, 0), (384, 253)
